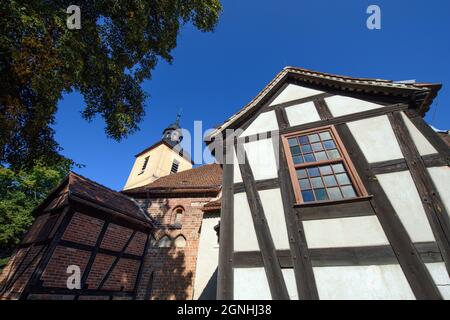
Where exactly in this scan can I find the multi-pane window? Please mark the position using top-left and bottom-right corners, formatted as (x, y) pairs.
(139, 156), (150, 175)
(171, 159), (180, 174)
(283, 126), (366, 204)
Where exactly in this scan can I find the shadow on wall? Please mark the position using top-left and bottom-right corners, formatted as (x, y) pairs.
(144, 246), (194, 300)
(198, 267), (217, 300)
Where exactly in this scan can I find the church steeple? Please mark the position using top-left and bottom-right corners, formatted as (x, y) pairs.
(162, 110), (183, 146)
(122, 110), (193, 191)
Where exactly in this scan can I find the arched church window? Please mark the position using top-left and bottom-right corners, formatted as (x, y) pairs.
(174, 235), (186, 248)
(150, 234), (157, 247)
(172, 207), (184, 226)
(158, 235), (171, 248)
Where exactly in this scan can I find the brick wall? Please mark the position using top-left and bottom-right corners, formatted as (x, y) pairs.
(136, 196), (212, 300)
(1, 208), (151, 300)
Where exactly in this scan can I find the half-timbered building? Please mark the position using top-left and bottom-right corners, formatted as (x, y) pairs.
(0, 120), (222, 300)
(1, 66), (449, 300)
(0, 172), (154, 300)
(207, 67), (450, 300)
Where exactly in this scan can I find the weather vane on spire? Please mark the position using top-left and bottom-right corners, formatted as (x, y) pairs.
(175, 107), (183, 126)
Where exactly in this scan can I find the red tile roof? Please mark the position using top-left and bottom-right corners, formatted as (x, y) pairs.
(206, 66), (441, 141)
(438, 131), (450, 147)
(33, 172), (153, 224)
(202, 198), (221, 212)
(122, 164), (222, 196)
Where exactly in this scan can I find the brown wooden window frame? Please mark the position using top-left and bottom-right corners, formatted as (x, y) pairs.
(282, 125), (368, 205)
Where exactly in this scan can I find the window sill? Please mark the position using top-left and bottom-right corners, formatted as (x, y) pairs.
(168, 223), (182, 230)
(293, 195), (373, 208)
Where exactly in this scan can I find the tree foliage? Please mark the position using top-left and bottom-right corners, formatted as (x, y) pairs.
(0, 160), (71, 264)
(0, 0), (222, 169)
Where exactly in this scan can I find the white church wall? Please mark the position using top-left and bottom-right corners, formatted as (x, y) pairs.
(313, 264), (415, 300)
(303, 216), (389, 249)
(269, 84), (324, 106)
(244, 139), (278, 181)
(232, 148), (243, 183)
(282, 269), (299, 300)
(427, 167), (450, 221)
(194, 213), (220, 300)
(325, 95), (385, 118)
(425, 262), (450, 300)
(234, 268), (271, 300)
(347, 115), (404, 163)
(258, 189), (290, 250)
(285, 101), (321, 127)
(240, 111), (279, 137)
(377, 171), (435, 243)
(401, 112), (438, 156)
(233, 192), (259, 252)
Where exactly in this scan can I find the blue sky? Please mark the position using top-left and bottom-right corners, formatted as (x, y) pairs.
(54, 0), (450, 190)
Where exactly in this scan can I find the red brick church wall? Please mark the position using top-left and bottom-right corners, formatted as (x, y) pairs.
(136, 196), (212, 300)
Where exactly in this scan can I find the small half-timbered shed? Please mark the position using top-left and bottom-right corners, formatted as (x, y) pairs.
(207, 67), (450, 300)
(0, 172), (154, 300)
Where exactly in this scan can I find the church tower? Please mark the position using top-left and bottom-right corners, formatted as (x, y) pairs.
(123, 114), (193, 190)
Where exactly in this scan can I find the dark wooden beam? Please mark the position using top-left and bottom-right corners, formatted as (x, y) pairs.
(239, 153), (290, 300)
(58, 240), (142, 261)
(19, 207), (73, 300)
(28, 286), (134, 298)
(408, 114), (450, 160)
(281, 103), (408, 135)
(314, 99), (333, 120)
(133, 233), (151, 299)
(217, 142), (234, 300)
(295, 197), (374, 221)
(98, 231), (137, 290)
(239, 103), (409, 145)
(389, 112), (450, 276)
(263, 93), (333, 112)
(273, 134), (319, 300)
(335, 123), (442, 300)
(233, 178), (279, 194)
(0, 245), (47, 294)
(370, 154), (448, 175)
(234, 243), (443, 269)
(75, 219), (110, 300)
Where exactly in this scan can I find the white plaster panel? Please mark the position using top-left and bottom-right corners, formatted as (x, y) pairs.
(303, 216), (389, 249)
(425, 263), (450, 300)
(233, 148), (243, 183)
(241, 111), (279, 137)
(282, 269), (299, 300)
(193, 214), (220, 299)
(313, 265), (415, 300)
(401, 112), (437, 156)
(377, 171), (435, 243)
(347, 115), (404, 163)
(270, 84), (323, 106)
(325, 95), (385, 118)
(234, 268), (271, 300)
(427, 167), (450, 222)
(285, 101), (321, 127)
(233, 193), (259, 252)
(244, 139), (278, 181)
(259, 189), (290, 250)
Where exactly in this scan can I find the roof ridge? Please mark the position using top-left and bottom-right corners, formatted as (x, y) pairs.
(205, 66), (442, 140)
(69, 171), (140, 204)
